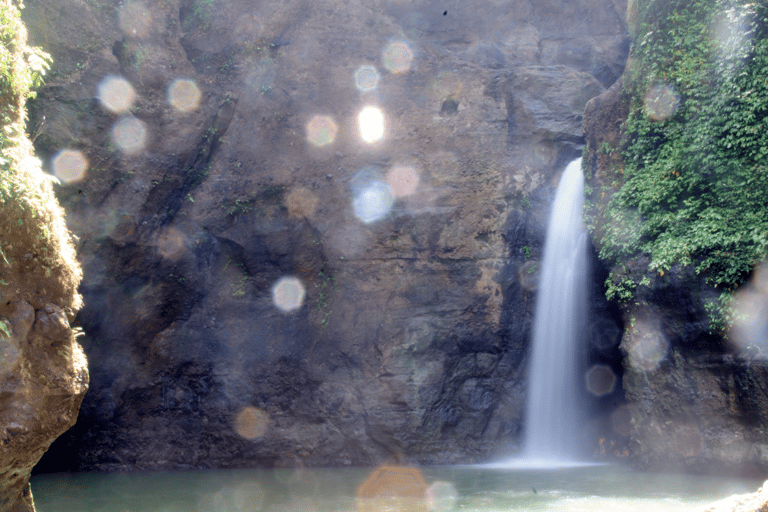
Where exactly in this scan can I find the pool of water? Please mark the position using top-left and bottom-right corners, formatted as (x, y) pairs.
(30, 464), (763, 512)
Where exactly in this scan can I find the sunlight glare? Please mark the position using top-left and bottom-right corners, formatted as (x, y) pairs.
(51, 149), (88, 184)
(386, 165), (420, 197)
(97, 76), (136, 114)
(426, 481), (459, 512)
(111, 116), (148, 154)
(643, 84), (679, 122)
(234, 406), (270, 440)
(357, 106), (385, 143)
(728, 263), (768, 358)
(354, 65), (380, 92)
(382, 41), (414, 73)
(623, 316), (668, 371)
(286, 187), (319, 219)
(272, 276), (306, 312)
(168, 79), (202, 113)
(585, 364), (616, 397)
(353, 181), (394, 224)
(119, 2), (152, 38)
(306, 115), (338, 147)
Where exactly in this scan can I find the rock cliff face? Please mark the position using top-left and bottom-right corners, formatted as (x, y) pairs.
(582, 0), (768, 475)
(24, 0), (628, 471)
(0, 1), (88, 509)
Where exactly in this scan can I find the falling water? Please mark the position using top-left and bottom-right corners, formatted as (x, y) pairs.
(519, 157), (589, 465)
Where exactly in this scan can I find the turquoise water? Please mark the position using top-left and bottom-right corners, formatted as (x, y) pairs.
(30, 464), (762, 512)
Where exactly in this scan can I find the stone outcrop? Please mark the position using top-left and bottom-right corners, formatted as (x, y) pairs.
(0, 1), (88, 509)
(23, 0), (628, 471)
(699, 481), (768, 512)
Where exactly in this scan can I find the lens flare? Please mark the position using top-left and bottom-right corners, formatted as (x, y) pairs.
(426, 481), (459, 512)
(306, 115), (338, 147)
(111, 116), (148, 154)
(354, 64), (380, 92)
(285, 187), (319, 219)
(118, 2), (152, 38)
(386, 165), (420, 198)
(154, 227), (188, 260)
(611, 405), (633, 436)
(585, 364), (617, 397)
(168, 79), (202, 113)
(51, 149), (88, 184)
(357, 466), (428, 512)
(97, 76), (136, 114)
(234, 406), (270, 440)
(382, 41), (414, 73)
(353, 181), (394, 224)
(728, 263), (768, 358)
(272, 276), (306, 312)
(232, 481), (266, 511)
(357, 106), (385, 143)
(623, 316), (669, 371)
(643, 84), (680, 122)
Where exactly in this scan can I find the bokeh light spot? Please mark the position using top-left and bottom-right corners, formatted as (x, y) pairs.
(97, 76), (136, 114)
(118, 2), (152, 38)
(426, 481), (459, 512)
(272, 276), (306, 312)
(234, 406), (270, 440)
(285, 187), (319, 219)
(357, 466), (427, 512)
(154, 227), (188, 261)
(386, 165), (420, 198)
(623, 316), (669, 371)
(111, 116), (148, 154)
(675, 424), (703, 457)
(232, 481), (265, 511)
(382, 41), (414, 73)
(354, 65), (380, 92)
(611, 405), (633, 437)
(51, 149), (88, 184)
(585, 364), (617, 397)
(728, 263), (768, 358)
(306, 115), (338, 147)
(643, 84), (680, 122)
(168, 79), (202, 113)
(353, 181), (394, 224)
(358, 106), (385, 143)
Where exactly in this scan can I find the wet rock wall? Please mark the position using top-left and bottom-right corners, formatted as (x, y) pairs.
(24, 0), (628, 471)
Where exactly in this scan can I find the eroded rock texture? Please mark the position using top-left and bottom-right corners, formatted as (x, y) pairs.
(24, 0), (628, 471)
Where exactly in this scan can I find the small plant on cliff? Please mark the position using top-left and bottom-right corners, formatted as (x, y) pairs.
(592, 0), (768, 331)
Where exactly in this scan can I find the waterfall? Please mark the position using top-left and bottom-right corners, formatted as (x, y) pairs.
(519, 157), (589, 465)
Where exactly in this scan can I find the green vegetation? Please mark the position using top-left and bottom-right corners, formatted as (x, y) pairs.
(590, 0), (768, 331)
(0, 0), (81, 311)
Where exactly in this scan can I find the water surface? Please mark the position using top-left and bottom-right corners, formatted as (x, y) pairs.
(31, 464), (762, 511)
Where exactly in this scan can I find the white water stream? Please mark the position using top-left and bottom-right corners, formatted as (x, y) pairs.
(519, 158), (589, 465)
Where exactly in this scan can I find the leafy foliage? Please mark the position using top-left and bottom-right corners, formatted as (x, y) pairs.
(592, 0), (768, 328)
